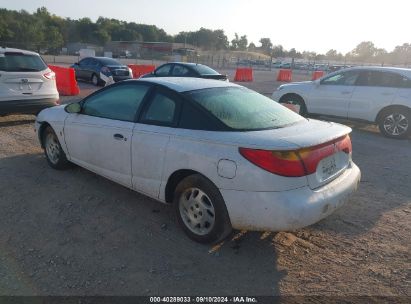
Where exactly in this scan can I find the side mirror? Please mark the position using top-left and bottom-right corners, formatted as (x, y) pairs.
(65, 102), (81, 114)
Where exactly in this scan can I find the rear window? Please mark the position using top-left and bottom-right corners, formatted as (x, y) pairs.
(0, 53), (47, 72)
(185, 87), (304, 130)
(97, 58), (121, 65)
(192, 64), (219, 75)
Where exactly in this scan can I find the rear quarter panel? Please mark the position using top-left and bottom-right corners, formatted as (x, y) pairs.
(158, 134), (308, 202)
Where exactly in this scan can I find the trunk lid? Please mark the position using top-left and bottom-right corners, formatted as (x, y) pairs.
(107, 65), (130, 76)
(2, 72), (45, 94)
(235, 119), (352, 189)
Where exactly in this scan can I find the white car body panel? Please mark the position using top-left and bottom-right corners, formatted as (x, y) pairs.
(272, 66), (411, 122)
(222, 163), (360, 231)
(64, 114), (134, 188)
(309, 83), (355, 117)
(348, 85), (397, 121)
(36, 78), (361, 231)
(131, 123), (171, 199)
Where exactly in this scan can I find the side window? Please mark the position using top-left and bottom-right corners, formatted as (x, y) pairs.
(90, 59), (100, 67)
(179, 102), (220, 131)
(398, 75), (411, 88)
(82, 84), (150, 122)
(141, 91), (178, 125)
(155, 64), (172, 76)
(321, 71), (359, 86)
(381, 72), (411, 88)
(79, 58), (91, 66)
(356, 71), (383, 87)
(171, 65), (192, 76)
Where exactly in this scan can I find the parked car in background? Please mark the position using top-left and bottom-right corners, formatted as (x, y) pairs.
(0, 47), (59, 115)
(280, 62), (291, 69)
(35, 77), (360, 243)
(272, 62), (282, 68)
(141, 62), (228, 81)
(272, 66), (411, 138)
(71, 57), (133, 86)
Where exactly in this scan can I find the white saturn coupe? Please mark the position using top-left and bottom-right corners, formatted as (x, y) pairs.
(272, 66), (411, 139)
(36, 77), (361, 243)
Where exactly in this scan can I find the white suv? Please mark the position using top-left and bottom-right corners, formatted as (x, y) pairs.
(272, 66), (411, 139)
(0, 47), (59, 116)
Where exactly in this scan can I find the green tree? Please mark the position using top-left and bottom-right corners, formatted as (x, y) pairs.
(238, 35), (248, 51)
(350, 41), (377, 62)
(272, 45), (284, 57)
(259, 38), (272, 54)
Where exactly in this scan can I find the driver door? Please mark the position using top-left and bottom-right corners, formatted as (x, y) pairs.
(308, 70), (360, 117)
(64, 83), (151, 188)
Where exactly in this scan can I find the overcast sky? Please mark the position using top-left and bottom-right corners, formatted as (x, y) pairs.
(1, 0), (410, 53)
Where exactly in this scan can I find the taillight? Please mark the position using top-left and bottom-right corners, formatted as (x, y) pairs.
(239, 148), (306, 177)
(239, 135), (352, 177)
(336, 134), (352, 154)
(44, 71), (55, 80)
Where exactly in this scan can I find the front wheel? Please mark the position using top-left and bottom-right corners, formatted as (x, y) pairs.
(378, 109), (410, 139)
(43, 126), (71, 169)
(173, 174), (232, 243)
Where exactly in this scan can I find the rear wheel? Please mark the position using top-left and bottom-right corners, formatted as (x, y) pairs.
(378, 108), (410, 139)
(42, 126), (70, 170)
(173, 174), (232, 243)
(279, 94), (307, 116)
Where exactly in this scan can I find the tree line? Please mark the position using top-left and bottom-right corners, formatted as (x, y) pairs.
(1, 7), (410, 65)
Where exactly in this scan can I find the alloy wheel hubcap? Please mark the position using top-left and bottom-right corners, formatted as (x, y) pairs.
(92, 75), (98, 85)
(383, 113), (408, 136)
(45, 133), (60, 164)
(179, 187), (215, 236)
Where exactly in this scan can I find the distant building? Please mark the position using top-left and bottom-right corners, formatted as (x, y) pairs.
(104, 41), (197, 58)
(65, 42), (103, 56)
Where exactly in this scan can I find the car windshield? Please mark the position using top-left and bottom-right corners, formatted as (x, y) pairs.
(185, 87), (304, 130)
(0, 53), (47, 72)
(192, 64), (219, 75)
(97, 58), (122, 65)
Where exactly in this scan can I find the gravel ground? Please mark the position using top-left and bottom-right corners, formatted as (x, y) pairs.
(0, 69), (410, 297)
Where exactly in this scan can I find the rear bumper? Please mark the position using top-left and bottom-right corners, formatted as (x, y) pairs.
(220, 163), (361, 231)
(0, 97), (59, 115)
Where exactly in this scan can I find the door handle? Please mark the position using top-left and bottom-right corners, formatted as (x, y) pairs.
(381, 92), (394, 96)
(113, 133), (126, 141)
(341, 91), (351, 95)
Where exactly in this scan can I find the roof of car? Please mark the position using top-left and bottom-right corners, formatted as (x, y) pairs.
(136, 77), (239, 92)
(0, 47), (39, 56)
(342, 66), (411, 77)
(167, 62), (206, 67)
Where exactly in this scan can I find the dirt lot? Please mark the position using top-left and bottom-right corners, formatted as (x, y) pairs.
(0, 70), (410, 297)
